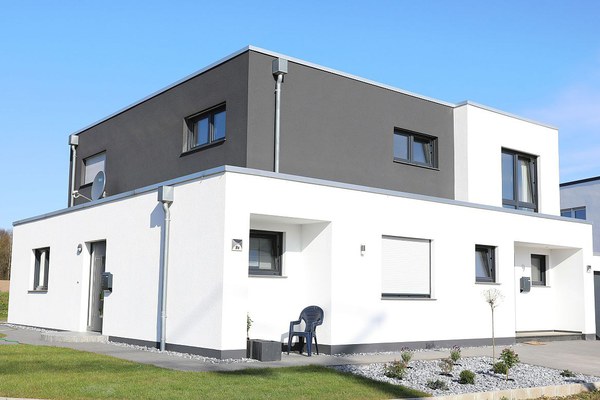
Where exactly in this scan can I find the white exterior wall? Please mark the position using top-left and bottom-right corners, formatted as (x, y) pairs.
(561, 180), (600, 255)
(9, 169), (594, 355)
(454, 103), (560, 215)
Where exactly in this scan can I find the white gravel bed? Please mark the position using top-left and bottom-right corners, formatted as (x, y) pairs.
(333, 357), (600, 396)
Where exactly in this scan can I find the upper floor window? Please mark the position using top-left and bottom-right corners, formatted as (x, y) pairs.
(82, 152), (106, 185)
(393, 129), (437, 168)
(561, 207), (586, 220)
(185, 104), (226, 151)
(501, 149), (537, 211)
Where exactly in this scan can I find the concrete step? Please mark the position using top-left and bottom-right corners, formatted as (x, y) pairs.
(41, 331), (108, 343)
(516, 330), (583, 343)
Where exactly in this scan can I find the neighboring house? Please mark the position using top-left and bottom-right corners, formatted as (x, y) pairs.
(8, 46), (596, 359)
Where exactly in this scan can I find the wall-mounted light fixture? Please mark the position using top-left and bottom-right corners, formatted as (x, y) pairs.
(76, 244), (83, 255)
(587, 265), (592, 273)
(360, 244), (366, 256)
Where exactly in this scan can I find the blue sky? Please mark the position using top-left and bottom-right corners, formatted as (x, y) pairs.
(1, 0), (599, 228)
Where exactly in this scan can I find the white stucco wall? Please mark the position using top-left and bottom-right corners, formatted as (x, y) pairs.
(454, 103), (560, 215)
(8, 168), (594, 355)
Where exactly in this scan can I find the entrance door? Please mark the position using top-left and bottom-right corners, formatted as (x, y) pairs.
(595, 272), (600, 339)
(88, 241), (106, 332)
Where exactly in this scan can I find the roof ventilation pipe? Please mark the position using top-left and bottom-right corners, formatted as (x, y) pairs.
(158, 185), (174, 352)
(68, 134), (79, 207)
(272, 58), (288, 173)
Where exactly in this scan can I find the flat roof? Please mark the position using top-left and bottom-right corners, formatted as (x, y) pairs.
(70, 45), (556, 136)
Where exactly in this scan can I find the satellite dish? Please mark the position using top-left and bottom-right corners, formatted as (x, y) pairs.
(91, 171), (106, 201)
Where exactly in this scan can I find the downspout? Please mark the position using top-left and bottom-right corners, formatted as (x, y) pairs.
(68, 134), (79, 207)
(272, 58), (288, 173)
(158, 185), (174, 351)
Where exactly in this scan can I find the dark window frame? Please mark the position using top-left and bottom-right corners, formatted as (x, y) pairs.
(248, 230), (283, 276)
(531, 254), (547, 286)
(502, 149), (538, 211)
(32, 247), (50, 292)
(184, 104), (226, 152)
(475, 245), (496, 283)
(393, 129), (438, 168)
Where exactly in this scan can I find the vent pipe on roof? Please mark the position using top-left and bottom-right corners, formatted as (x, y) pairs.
(272, 58), (288, 173)
(68, 134), (79, 207)
(158, 185), (174, 352)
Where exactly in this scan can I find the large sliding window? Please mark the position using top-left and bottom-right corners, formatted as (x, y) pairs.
(381, 236), (431, 298)
(502, 149), (537, 211)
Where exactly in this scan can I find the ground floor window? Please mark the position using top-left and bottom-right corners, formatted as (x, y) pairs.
(475, 245), (496, 283)
(531, 254), (547, 286)
(249, 230), (283, 276)
(32, 247), (50, 291)
(381, 236), (431, 298)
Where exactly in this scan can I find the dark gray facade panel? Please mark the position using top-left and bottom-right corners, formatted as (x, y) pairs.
(71, 52), (251, 204)
(246, 51), (455, 199)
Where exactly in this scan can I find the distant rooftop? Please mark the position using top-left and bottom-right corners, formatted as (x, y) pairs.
(560, 176), (600, 187)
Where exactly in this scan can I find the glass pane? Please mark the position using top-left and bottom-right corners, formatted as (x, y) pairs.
(518, 157), (534, 203)
(257, 237), (274, 270)
(561, 209), (571, 217)
(393, 132), (408, 160)
(249, 238), (259, 268)
(213, 110), (226, 141)
(531, 256), (544, 283)
(195, 117), (209, 146)
(84, 153), (106, 185)
(475, 249), (490, 279)
(502, 152), (514, 200)
(575, 208), (586, 220)
(413, 137), (431, 165)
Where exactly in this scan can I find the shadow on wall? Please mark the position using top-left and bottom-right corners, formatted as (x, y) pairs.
(0, 280), (8, 292)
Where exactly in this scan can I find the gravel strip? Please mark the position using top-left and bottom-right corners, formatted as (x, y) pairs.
(333, 356), (600, 396)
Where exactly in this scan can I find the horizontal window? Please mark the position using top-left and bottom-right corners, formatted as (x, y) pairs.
(381, 235), (431, 298)
(185, 104), (226, 151)
(393, 129), (437, 168)
(561, 207), (586, 220)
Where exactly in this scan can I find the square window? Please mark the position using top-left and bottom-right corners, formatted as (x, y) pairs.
(32, 247), (50, 291)
(381, 236), (431, 298)
(82, 152), (106, 185)
(393, 129), (437, 168)
(185, 104), (226, 151)
(475, 245), (496, 283)
(531, 254), (546, 286)
(502, 149), (537, 211)
(249, 230), (283, 276)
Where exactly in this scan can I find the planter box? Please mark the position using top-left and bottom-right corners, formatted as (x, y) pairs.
(248, 339), (282, 362)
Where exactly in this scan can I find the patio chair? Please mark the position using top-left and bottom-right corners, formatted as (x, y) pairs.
(287, 305), (324, 356)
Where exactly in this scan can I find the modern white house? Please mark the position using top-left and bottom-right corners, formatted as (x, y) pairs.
(8, 46), (596, 358)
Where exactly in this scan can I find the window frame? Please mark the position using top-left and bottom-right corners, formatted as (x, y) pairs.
(475, 245), (496, 283)
(531, 254), (547, 286)
(32, 247), (50, 292)
(184, 104), (226, 152)
(393, 129), (438, 168)
(82, 152), (106, 186)
(502, 149), (538, 211)
(248, 230), (283, 276)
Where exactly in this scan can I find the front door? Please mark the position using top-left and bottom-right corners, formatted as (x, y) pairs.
(88, 241), (106, 332)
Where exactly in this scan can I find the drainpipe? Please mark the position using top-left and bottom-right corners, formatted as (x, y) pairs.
(158, 185), (174, 351)
(68, 134), (79, 207)
(272, 58), (288, 173)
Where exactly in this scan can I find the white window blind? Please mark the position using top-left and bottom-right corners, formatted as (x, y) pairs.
(83, 153), (106, 185)
(381, 236), (430, 297)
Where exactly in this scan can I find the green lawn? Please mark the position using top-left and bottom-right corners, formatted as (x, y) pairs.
(0, 344), (428, 400)
(0, 291), (7, 321)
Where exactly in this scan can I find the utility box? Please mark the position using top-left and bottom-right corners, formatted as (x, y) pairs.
(101, 272), (113, 292)
(520, 276), (531, 293)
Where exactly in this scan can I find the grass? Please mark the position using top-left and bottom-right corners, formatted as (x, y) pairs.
(0, 344), (429, 400)
(0, 291), (7, 321)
